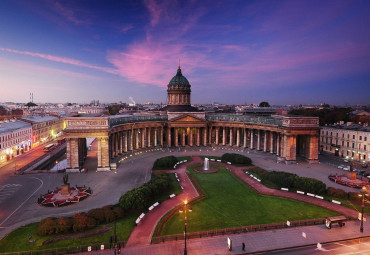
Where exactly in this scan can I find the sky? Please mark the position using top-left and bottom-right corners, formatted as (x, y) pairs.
(0, 0), (369, 105)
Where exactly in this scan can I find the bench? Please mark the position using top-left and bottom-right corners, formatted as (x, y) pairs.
(326, 216), (346, 229)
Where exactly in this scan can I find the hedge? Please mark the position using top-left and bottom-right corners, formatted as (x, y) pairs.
(153, 156), (178, 170)
(221, 153), (252, 165)
(119, 174), (171, 212)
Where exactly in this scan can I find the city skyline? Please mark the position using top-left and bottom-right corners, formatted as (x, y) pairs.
(1, 0), (370, 105)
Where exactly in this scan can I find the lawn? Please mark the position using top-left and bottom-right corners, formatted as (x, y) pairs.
(159, 164), (338, 236)
(0, 173), (182, 252)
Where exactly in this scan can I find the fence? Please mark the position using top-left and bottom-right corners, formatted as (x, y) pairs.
(152, 219), (325, 244)
(0, 241), (126, 255)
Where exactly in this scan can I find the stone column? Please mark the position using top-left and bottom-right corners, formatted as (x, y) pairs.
(115, 133), (119, 156)
(119, 132), (123, 154)
(129, 130), (133, 151)
(229, 128), (233, 146)
(97, 137), (110, 171)
(135, 129), (139, 149)
(257, 130), (261, 150)
(280, 134), (287, 159)
(243, 129), (247, 148)
(154, 128), (158, 146)
(276, 133), (280, 156)
(196, 128), (200, 146)
(250, 129), (254, 149)
(308, 135), (319, 163)
(141, 128), (146, 148)
(189, 128), (193, 146)
(209, 126), (212, 145)
(285, 135), (297, 163)
(270, 131), (274, 153)
(236, 128), (240, 147)
(167, 127), (171, 147)
(174, 128), (179, 147)
(66, 138), (79, 169)
(182, 128), (186, 146)
(215, 127), (219, 145)
(203, 127), (207, 146)
(147, 127), (151, 147)
(263, 131), (267, 152)
(124, 131), (128, 152)
(222, 127), (226, 145)
(160, 126), (164, 146)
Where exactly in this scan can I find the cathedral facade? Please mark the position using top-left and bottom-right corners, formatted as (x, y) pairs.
(64, 67), (320, 171)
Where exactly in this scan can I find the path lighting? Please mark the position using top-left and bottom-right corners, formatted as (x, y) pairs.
(359, 186), (368, 232)
(179, 199), (192, 255)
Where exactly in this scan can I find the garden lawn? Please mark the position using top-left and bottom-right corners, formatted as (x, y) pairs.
(0, 213), (137, 252)
(160, 164), (338, 236)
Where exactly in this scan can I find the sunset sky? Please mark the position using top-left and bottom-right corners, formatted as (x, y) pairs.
(0, 0), (369, 105)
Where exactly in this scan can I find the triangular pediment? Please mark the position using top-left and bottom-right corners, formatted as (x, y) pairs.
(170, 114), (205, 123)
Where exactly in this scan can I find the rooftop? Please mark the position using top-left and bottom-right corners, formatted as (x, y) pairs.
(323, 122), (370, 132)
(20, 115), (59, 123)
(0, 120), (31, 134)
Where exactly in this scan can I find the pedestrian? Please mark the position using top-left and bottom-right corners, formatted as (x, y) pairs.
(242, 242), (245, 251)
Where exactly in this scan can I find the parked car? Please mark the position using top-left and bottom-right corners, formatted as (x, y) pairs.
(338, 164), (344, 169)
(343, 166), (350, 171)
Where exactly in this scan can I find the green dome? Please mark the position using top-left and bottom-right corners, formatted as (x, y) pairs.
(168, 67), (190, 86)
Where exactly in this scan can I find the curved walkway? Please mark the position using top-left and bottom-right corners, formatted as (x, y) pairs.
(125, 157), (201, 247)
(218, 161), (359, 218)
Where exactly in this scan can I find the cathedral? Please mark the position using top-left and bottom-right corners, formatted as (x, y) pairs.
(64, 67), (320, 171)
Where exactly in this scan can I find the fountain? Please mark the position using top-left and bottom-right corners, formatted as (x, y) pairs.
(204, 158), (209, 171)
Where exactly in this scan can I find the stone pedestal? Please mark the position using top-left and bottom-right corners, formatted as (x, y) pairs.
(347, 171), (357, 181)
(61, 184), (70, 196)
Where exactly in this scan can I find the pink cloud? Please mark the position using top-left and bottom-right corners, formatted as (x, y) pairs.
(0, 47), (117, 74)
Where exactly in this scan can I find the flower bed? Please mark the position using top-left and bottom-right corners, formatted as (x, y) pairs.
(38, 187), (92, 207)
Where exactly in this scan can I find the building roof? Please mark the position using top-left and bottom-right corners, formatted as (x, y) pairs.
(0, 120), (31, 134)
(323, 123), (370, 132)
(20, 115), (59, 123)
(168, 67), (190, 86)
(160, 104), (201, 112)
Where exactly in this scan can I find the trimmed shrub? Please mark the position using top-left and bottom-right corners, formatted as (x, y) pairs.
(348, 192), (362, 202)
(153, 156), (178, 170)
(265, 171), (296, 188)
(56, 217), (72, 234)
(327, 187), (347, 199)
(72, 213), (96, 233)
(119, 174), (171, 212)
(103, 205), (117, 223)
(112, 207), (125, 219)
(38, 217), (57, 236)
(221, 153), (252, 165)
(87, 208), (106, 224)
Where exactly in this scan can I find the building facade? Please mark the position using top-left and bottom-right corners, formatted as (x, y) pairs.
(320, 122), (369, 163)
(64, 67), (320, 171)
(0, 120), (32, 164)
(20, 116), (64, 147)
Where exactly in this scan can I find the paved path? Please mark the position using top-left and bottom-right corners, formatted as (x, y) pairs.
(126, 157), (201, 247)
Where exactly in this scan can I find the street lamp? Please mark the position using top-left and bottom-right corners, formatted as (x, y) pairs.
(359, 186), (368, 233)
(179, 200), (192, 255)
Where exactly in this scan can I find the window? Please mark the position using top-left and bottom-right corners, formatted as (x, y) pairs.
(353, 135), (355, 139)
(342, 141), (344, 146)
(348, 134), (350, 138)
(365, 137), (368, 141)
(352, 152), (354, 157)
(330, 132), (332, 136)
(336, 133), (338, 137)
(365, 145), (367, 151)
(326, 131), (328, 135)
(347, 142), (349, 147)
(360, 136), (362, 140)
(342, 133), (344, 138)
(352, 143), (355, 148)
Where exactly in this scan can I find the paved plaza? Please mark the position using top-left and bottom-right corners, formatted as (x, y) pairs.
(0, 145), (369, 254)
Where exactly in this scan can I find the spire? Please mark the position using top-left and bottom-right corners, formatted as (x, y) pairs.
(178, 58), (181, 69)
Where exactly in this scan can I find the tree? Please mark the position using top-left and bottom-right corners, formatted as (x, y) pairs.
(259, 101), (270, 107)
(25, 102), (37, 107)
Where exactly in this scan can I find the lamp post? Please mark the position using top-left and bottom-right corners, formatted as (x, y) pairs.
(359, 186), (368, 233)
(180, 200), (192, 255)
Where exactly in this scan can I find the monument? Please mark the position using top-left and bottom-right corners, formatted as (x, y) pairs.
(61, 172), (70, 196)
(204, 158), (209, 171)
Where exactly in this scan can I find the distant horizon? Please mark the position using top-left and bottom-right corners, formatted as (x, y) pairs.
(1, 0), (369, 105)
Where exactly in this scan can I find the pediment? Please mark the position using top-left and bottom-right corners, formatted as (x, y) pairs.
(170, 114), (205, 123)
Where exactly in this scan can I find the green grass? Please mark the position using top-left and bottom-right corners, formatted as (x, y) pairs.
(159, 165), (338, 236)
(0, 214), (137, 252)
(0, 173), (182, 252)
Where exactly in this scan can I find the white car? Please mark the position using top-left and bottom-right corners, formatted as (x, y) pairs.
(338, 164), (344, 169)
(343, 166), (350, 171)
